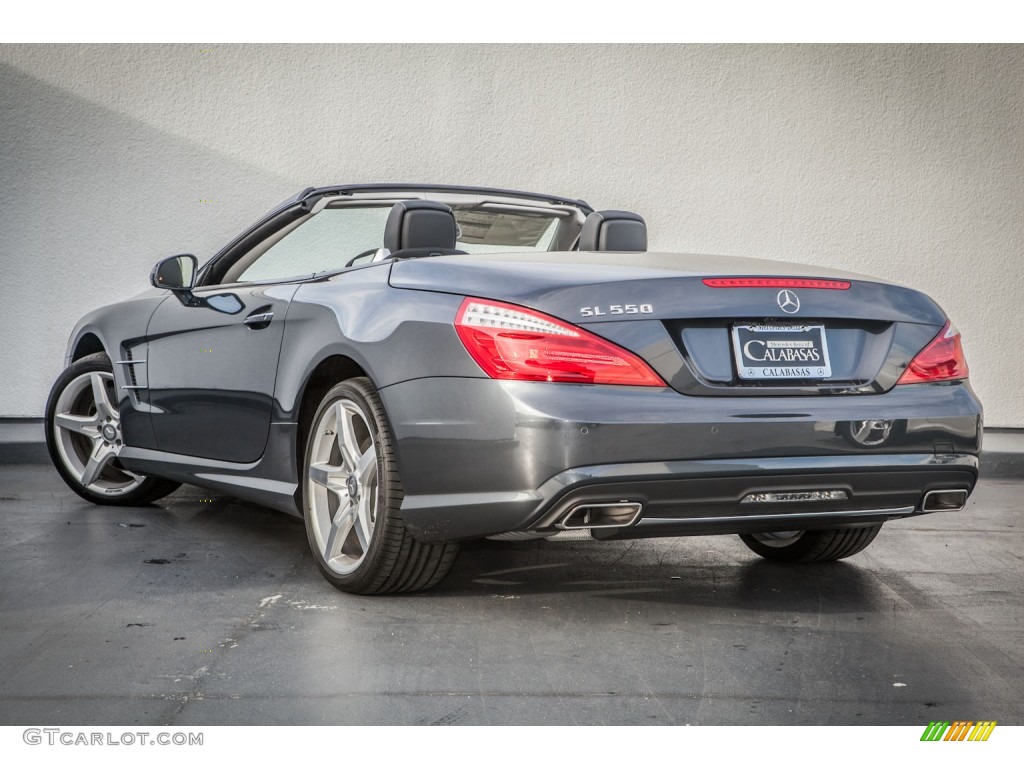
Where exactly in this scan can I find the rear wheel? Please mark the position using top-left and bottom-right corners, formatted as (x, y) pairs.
(302, 377), (459, 594)
(45, 352), (180, 505)
(738, 524), (882, 562)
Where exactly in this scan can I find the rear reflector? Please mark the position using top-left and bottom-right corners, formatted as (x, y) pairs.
(455, 298), (666, 386)
(897, 322), (969, 384)
(741, 490), (849, 504)
(702, 277), (851, 290)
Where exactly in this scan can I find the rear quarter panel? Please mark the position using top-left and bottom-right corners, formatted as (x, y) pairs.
(272, 265), (484, 421)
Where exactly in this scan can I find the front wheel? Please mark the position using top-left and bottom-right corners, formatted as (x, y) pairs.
(738, 525), (883, 562)
(302, 377), (459, 594)
(45, 352), (180, 505)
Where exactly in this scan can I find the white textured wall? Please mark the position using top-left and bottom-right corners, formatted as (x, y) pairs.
(1, 44), (1021, 425)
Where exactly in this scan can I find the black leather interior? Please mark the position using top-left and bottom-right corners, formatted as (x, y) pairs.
(578, 210), (647, 252)
(384, 201), (463, 257)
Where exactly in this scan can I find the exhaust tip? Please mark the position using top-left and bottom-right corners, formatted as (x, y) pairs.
(921, 489), (968, 513)
(558, 501), (643, 530)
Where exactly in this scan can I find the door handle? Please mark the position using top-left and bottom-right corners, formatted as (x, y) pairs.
(243, 311), (274, 329)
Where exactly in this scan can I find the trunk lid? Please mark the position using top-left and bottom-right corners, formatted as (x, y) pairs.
(389, 251), (947, 395)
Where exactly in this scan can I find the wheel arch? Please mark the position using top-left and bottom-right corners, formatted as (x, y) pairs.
(69, 332), (107, 363)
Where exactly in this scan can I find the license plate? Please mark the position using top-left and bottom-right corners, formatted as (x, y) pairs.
(731, 324), (832, 380)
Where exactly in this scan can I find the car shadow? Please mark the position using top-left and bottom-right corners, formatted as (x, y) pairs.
(427, 536), (895, 613)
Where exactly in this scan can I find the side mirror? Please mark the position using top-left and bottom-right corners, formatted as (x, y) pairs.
(151, 254), (198, 291)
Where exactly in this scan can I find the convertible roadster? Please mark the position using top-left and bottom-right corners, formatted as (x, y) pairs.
(46, 184), (982, 593)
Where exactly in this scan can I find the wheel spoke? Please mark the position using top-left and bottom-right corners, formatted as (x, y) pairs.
(325, 502), (356, 560)
(90, 372), (116, 420)
(354, 493), (373, 551)
(852, 421), (872, 441)
(308, 462), (336, 489)
(356, 442), (376, 486)
(336, 404), (361, 470)
(80, 443), (114, 487)
(54, 412), (100, 436)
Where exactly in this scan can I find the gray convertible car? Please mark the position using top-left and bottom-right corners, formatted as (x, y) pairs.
(46, 184), (982, 594)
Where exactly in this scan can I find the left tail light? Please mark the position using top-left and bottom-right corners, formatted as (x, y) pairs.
(897, 322), (969, 384)
(455, 298), (666, 386)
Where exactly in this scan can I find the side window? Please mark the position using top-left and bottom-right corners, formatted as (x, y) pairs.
(237, 206), (391, 282)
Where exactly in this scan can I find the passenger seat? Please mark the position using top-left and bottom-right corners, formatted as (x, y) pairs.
(578, 210), (647, 252)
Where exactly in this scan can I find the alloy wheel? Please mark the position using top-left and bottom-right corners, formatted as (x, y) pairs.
(307, 397), (379, 575)
(748, 530), (803, 548)
(51, 371), (142, 495)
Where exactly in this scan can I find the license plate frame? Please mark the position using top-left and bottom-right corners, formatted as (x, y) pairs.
(731, 323), (832, 380)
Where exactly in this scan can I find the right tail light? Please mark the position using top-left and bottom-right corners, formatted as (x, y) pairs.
(897, 322), (969, 384)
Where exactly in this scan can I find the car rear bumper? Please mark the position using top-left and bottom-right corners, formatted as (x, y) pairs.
(398, 452), (977, 541)
(378, 378), (982, 541)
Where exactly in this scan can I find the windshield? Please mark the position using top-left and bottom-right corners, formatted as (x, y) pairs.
(238, 206), (391, 283)
(235, 202), (572, 284)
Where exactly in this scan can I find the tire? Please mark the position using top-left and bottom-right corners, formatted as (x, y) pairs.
(738, 524), (882, 563)
(45, 352), (181, 506)
(301, 377), (460, 594)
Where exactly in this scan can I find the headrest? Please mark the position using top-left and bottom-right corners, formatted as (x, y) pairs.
(384, 200), (458, 252)
(578, 210), (647, 252)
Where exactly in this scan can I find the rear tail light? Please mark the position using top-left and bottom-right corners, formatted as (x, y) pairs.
(455, 298), (666, 386)
(897, 322), (969, 384)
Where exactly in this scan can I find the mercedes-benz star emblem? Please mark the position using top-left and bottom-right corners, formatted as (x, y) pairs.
(777, 289), (800, 314)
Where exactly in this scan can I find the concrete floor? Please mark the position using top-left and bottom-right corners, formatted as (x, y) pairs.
(0, 464), (1020, 726)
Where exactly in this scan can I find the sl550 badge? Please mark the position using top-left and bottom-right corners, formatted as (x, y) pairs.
(580, 303), (654, 318)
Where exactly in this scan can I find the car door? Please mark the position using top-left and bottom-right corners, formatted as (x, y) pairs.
(142, 201), (394, 463)
(144, 283), (298, 463)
